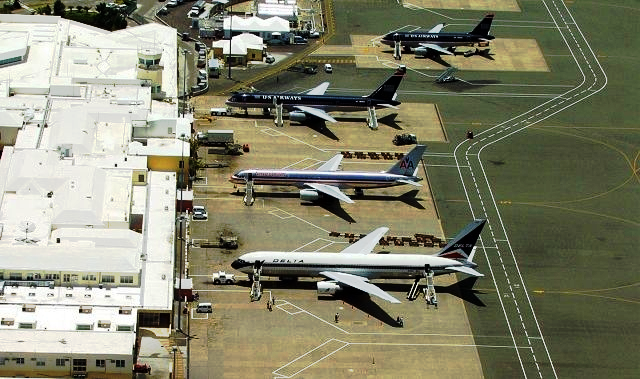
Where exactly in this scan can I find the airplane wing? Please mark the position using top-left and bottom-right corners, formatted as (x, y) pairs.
(446, 266), (484, 277)
(339, 227), (389, 255)
(317, 154), (343, 172)
(396, 179), (422, 187)
(293, 105), (338, 123)
(418, 43), (454, 55)
(427, 23), (446, 33)
(305, 82), (330, 96)
(319, 271), (401, 303)
(304, 183), (354, 203)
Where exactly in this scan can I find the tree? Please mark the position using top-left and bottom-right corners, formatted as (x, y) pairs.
(12, 0), (20, 10)
(40, 4), (51, 15)
(67, 5), (73, 12)
(53, 0), (65, 16)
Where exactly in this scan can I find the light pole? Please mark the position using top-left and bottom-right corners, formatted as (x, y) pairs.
(228, 4), (232, 79)
(172, 346), (178, 379)
(182, 49), (188, 117)
(176, 133), (186, 331)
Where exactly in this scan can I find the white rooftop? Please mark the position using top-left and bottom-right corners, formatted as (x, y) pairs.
(0, 329), (135, 355)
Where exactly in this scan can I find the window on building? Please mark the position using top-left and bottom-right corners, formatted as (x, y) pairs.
(117, 325), (132, 331)
(0, 272), (3, 280)
(0, 358), (5, 365)
(16, 358), (25, 365)
(34, 273), (41, 279)
(179, 160), (184, 168)
(115, 360), (125, 368)
(76, 324), (93, 330)
(1, 318), (14, 326)
(36, 360), (45, 367)
(56, 358), (66, 367)
(98, 320), (111, 328)
(72, 359), (86, 372)
(120, 276), (134, 284)
(102, 275), (115, 283)
(138, 174), (145, 182)
(119, 307), (132, 315)
(9, 273), (21, 280)
(63, 274), (71, 283)
(26, 273), (34, 280)
(45, 273), (60, 280)
(82, 274), (96, 281)
(96, 359), (105, 368)
(19, 323), (35, 329)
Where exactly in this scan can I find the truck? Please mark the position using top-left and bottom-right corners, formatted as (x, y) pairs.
(392, 133), (417, 146)
(196, 129), (234, 146)
(212, 271), (236, 284)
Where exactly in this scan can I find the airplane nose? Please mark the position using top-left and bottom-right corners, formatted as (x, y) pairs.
(231, 259), (241, 270)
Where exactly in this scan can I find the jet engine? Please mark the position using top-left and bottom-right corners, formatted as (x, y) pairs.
(299, 189), (320, 202)
(289, 111), (308, 122)
(317, 281), (342, 295)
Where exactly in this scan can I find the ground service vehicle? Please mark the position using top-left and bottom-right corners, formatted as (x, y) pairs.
(212, 271), (236, 284)
(197, 129), (234, 146)
(196, 303), (213, 313)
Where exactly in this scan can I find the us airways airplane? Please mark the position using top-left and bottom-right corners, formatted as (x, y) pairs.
(231, 219), (487, 303)
(230, 145), (426, 204)
(381, 14), (495, 56)
(225, 66), (406, 123)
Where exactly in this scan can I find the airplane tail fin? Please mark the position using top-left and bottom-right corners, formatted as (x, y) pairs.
(436, 219), (487, 261)
(470, 14), (494, 37)
(366, 65), (407, 101)
(386, 145), (426, 176)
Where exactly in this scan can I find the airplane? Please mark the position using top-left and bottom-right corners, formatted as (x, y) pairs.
(229, 145), (427, 204)
(225, 66), (406, 124)
(381, 14), (495, 56)
(231, 219), (487, 304)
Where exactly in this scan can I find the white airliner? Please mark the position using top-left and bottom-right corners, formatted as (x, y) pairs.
(231, 219), (487, 303)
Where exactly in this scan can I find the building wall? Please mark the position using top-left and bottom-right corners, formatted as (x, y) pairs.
(0, 352), (132, 377)
(0, 127), (19, 146)
(0, 271), (140, 287)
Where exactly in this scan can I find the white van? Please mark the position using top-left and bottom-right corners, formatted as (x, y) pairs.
(196, 302), (212, 313)
(324, 63), (333, 73)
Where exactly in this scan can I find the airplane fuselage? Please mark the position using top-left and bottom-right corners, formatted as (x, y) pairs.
(229, 169), (421, 189)
(231, 251), (474, 279)
(226, 93), (400, 112)
(381, 32), (495, 49)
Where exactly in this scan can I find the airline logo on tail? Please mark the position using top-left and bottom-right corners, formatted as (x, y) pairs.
(399, 157), (415, 170)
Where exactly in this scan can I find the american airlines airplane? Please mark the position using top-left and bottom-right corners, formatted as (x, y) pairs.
(231, 219), (487, 303)
(229, 145), (426, 203)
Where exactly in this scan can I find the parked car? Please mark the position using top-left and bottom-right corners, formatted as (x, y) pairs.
(294, 36), (308, 44)
(267, 39), (285, 46)
(309, 30), (320, 38)
(196, 302), (213, 313)
(265, 54), (275, 64)
(192, 205), (208, 220)
(166, 0), (177, 7)
(324, 63), (332, 73)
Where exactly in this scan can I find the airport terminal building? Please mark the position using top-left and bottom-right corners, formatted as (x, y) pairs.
(0, 15), (187, 377)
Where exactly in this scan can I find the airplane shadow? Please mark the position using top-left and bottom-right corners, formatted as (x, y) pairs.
(436, 79), (501, 93)
(302, 119), (341, 141)
(356, 189), (426, 210)
(231, 188), (425, 219)
(235, 276), (485, 326)
(378, 113), (402, 130)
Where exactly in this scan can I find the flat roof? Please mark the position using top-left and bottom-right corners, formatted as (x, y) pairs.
(0, 329), (135, 355)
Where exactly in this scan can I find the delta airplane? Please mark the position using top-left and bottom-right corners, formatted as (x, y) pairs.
(225, 66), (406, 123)
(229, 145), (426, 204)
(231, 219), (487, 303)
(381, 14), (495, 56)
